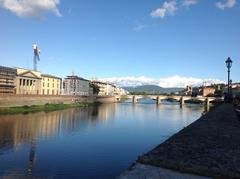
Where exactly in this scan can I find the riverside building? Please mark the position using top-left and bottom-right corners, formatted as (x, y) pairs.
(90, 80), (116, 96)
(41, 74), (61, 95)
(63, 75), (89, 96)
(0, 66), (17, 94)
(114, 87), (129, 95)
(15, 68), (42, 95)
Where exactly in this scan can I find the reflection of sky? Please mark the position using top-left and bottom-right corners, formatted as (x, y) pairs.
(0, 101), (204, 178)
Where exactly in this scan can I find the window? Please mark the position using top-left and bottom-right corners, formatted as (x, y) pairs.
(52, 90), (54, 95)
(47, 89), (49, 95)
(53, 83), (54, 88)
(20, 79), (22, 86)
(27, 80), (29, 86)
(23, 79), (25, 86)
(42, 89), (45, 95)
(43, 82), (45, 87)
(47, 83), (49, 87)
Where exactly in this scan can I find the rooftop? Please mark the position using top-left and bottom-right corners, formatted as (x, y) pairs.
(42, 74), (62, 80)
(65, 75), (89, 81)
(0, 66), (17, 72)
(91, 80), (116, 87)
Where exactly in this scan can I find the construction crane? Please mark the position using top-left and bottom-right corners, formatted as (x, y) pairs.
(33, 44), (41, 71)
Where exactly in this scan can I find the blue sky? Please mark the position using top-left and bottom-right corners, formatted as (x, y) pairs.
(0, 0), (239, 87)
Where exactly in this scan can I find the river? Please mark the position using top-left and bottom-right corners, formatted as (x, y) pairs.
(0, 100), (204, 178)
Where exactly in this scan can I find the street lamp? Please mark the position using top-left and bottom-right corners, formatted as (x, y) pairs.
(230, 80), (232, 100)
(225, 57), (233, 102)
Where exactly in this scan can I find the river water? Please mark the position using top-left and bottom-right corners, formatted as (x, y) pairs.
(0, 100), (204, 178)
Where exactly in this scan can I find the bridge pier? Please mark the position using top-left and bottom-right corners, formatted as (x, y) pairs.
(156, 96), (161, 105)
(205, 97), (210, 107)
(132, 96), (137, 104)
(180, 97), (184, 106)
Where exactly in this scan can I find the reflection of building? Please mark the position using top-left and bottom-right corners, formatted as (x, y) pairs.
(41, 74), (62, 95)
(0, 110), (63, 150)
(97, 103), (116, 122)
(63, 75), (89, 96)
(91, 80), (116, 96)
(15, 68), (42, 95)
(0, 66), (17, 94)
(0, 105), (117, 175)
(0, 107), (102, 152)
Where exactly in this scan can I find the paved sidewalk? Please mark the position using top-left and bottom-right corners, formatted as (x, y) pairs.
(117, 163), (210, 179)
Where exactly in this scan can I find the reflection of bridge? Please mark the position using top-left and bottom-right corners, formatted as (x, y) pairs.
(116, 95), (223, 107)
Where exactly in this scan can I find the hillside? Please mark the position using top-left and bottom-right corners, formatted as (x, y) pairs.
(123, 85), (184, 95)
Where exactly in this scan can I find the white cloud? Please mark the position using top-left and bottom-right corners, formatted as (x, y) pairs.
(151, 1), (177, 19)
(99, 76), (224, 88)
(216, 0), (237, 9)
(182, 0), (198, 7)
(0, 0), (61, 18)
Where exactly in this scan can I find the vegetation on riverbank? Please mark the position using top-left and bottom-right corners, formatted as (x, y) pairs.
(0, 102), (96, 115)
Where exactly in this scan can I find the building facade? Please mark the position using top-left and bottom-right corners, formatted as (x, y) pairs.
(114, 87), (129, 95)
(63, 75), (89, 96)
(15, 68), (42, 95)
(0, 66), (17, 94)
(201, 86), (216, 97)
(41, 74), (61, 95)
(185, 85), (193, 96)
(90, 80), (116, 96)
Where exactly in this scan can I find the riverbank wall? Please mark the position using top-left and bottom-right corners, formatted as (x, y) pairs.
(0, 94), (117, 108)
(95, 96), (117, 103)
(118, 104), (240, 178)
(0, 94), (93, 107)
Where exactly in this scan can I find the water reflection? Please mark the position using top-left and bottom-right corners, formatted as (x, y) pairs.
(0, 104), (117, 152)
(0, 102), (204, 178)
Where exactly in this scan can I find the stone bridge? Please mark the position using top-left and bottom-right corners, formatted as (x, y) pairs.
(115, 95), (223, 107)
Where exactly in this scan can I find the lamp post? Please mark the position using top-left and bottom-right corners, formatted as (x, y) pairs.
(225, 57), (233, 102)
(230, 80), (232, 100)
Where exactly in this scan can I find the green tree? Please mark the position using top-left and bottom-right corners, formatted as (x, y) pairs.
(90, 83), (100, 95)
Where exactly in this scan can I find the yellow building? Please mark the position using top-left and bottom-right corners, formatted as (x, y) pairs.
(15, 68), (62, 95)
(41, 74), (61, 95)
(15, 68), (42, 95)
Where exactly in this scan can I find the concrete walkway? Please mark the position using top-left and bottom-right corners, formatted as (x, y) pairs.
(117, 163), (210, 179)
(118, 104), (240, 178)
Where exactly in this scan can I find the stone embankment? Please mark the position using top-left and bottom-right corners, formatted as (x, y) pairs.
(118, 104), (240, 178)
(0, 94), (93, 107)
(0, 94), (117, 107)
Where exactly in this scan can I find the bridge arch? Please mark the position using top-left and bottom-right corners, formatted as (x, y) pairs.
(120, 95), (223, 107)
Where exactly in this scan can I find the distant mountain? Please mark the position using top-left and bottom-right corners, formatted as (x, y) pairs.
(123, 85), (184, 95)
